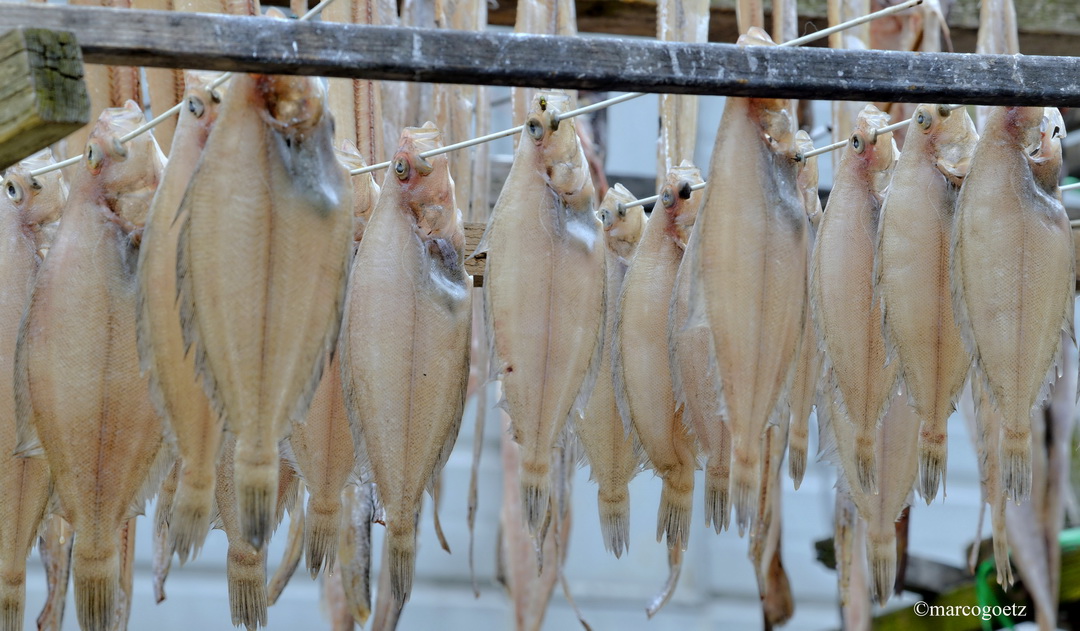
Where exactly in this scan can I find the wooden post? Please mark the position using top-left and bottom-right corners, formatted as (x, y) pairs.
(0, 28), (89, 171)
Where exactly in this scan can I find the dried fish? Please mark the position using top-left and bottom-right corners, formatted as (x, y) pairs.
(337, 483), (375, 626)
(656, 0), (708, 188)
(152, 463), (179, 603)
(36, 516), (72, 631)
(267, 486), (305, 606)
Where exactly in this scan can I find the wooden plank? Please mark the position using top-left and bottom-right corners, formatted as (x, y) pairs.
(0, 27), (89, 171)
(464, 221), (485, 287)
(3, 4), (1080, 106)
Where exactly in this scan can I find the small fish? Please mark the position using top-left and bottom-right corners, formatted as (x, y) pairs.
(341, 123), (471, 606)
(0, 149), (63, 631)
(812, 104), (897, 496)
(482, 91), (603, 533)
(577, 183), (645, 558)
(36, 515), (73, 631)
(152, 462), (180, 603)
(951, 106), (1073, 503)
(136, 71), (223, 563)
(336, 483), (375, 626)
(787, 130), (823, 490)
(875, 103), (978, 502)
(177, 71), (354, 549)
(749, 424), (794, 626)
(690, 29), (806, 530)
(15, 102), (167, 631)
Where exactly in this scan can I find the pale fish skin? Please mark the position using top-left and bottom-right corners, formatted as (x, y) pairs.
(335, 140), (381, 244)
(15, 103), (167, 631)
(483, 91), (603, 533)
(0, 150), (64, 631)
(749, 424), (793, 626)
(177, 72), (354, 550)
(875, 104), (978, 502)
(964, 381), (1014, 587)
(336, 483), (375, 626)
(812, 104), (897, 496)
(690, 28), (806, 532)
(341, 123), (472, 607)
(951, 106), (1073, 503)
(787, 130), (823, 490)
(152, 462), (179, 603)
(136, 71), (223, 563)
(577, 183), (645, 558)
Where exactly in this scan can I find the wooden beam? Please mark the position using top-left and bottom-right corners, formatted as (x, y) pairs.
(0, 28), (89, 172)
(3, 4), (1080, 106)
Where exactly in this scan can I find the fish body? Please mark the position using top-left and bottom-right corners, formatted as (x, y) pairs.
(691, 28), (805, 531)
(137, 71), (222, 563)
(177, 73), (354, 549)
(0, 150), (64, 631)
(812, 104), (897, 496)
(577, 183), (645, 557)
(341, 123), (471, 606)
(15, 103), (166, 631)
(951, 106), (1073, 503)
(483, 91), (603, 533)
(875, 103), (978, 502)
(967, 381), (1014, 586)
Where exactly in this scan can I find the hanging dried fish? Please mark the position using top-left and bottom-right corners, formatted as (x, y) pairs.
(656, 0), (708, 188)
(875, 103), (977, 502)
(36, 515), (73, 631)
(177, 72), (354, 549)
(965, 381), (1014, 587)
(341, 123), (471, 606)
(336, 483), (375, 626)
(689, 29), (805, 531)
(481, 91), (603, 533)
(267, 486), (305, 606)
(152, 463), (179, 603)
(15, 103), (167, 631)
(578, 184), (645, 558)
(811, 104), (897, 496)
(951, 106), (1073, 503)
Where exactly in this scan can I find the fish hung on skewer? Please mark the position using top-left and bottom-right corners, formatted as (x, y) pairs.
(15, 102), (168, 631)
(341, 122), (472, 607)
(811, 104), (897, 496)
(951, 106), (1073, 504)
(481, 91), (604, 535)
(874, 103), (977, 502)
(688, 28), (806, 532)
(176, 70), (354, 550)
(578, 184), (645, 558)
(0, 149), (64, 631)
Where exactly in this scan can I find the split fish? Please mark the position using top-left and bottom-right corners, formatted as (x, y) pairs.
(875, 103), (977, 502)
(482, 91), (603, 533)
(341, 123), (471, 606)
(577, 183), (645, 558)
(951, 106), (1073, 503)
(0, 150), (64, 631)
(690, 28), (805, 531)
(15, 102), (167, 631)
(177, 72), (354, 549)
(811, 104), (897, 496)
(136, 71), (223, 563)
(787, 130), (823, 490)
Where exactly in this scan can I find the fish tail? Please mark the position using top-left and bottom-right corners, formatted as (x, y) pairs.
(866, 531), (897, 607)
(226, 543), (268, 629)
(0, 567), (25, 631)
(704, 460), (730, 534)
(656, 476), (692, 550)
(72, 539), (118, 631)
(387, 524), (417, 607)
(520, 466), (550, 535)
(169, 471), (215, 563)
(1002, 428), (1032, 503)
(305, 495), (343, 579)
(235, 440), (279, 550)
(788, 443), (807, 491)
(597, 485), (630, 558)
(732, 465), (759, 536)
(855, 430), (878, 494)
(991, 507), (1014, 587)
(917, 426), (947, 503)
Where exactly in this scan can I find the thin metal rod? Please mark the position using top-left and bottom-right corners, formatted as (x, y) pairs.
(1062, 182), (1080, 192)
(622, 181), (707, 210)
(784, 0), (922, 48)
(351, 125), (525, 176)
(798, 138), (848, 160)
(28, 0), (338, 177)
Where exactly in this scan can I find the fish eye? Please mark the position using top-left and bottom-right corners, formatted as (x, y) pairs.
(393, 157), (410, 180)
(526, 118), (544, 141)
(187, 96), (206, 118)
(86, 142), (103, 172)
(599, 209), (609, 224)
(661, 187), (675, 208)
(29, 178), (41, 191)
(851, 133), (864, 154)
(210, 89), (222, 104)
(916, 110), (932, 131)
(4, 180), (22, 204)
(938, 104), (952, 117)
(617, 204), (626, 218)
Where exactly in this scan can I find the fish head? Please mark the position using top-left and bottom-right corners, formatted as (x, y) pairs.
(256, 74), (327, 136)
(907, 104), (978, 186)
(1028, 107), (1066, 192)
(84, 101), (165, 228)
(523, 91), (594, 207)
(391, 122), (461, 244)
(597, 182), (645, 258)
(845, 104), (896, 195)
(794, 130), (822, 228)
(179, 70), (223, 144)
(658, 161), (703, 247)
(1, 149), (66, 230)
(336, 139), (380, 242)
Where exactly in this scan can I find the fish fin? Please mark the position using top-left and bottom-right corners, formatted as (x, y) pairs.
(268, 491), (305, 604)
(814, 376), (841, 467)
(387, 522), (417, 607)
(72, 536), (119, 631)
(866, 530), (897, 606)
(610, 282), (633, 437)
(127, 441), (176, 520)
(13, 310), (44, 459)
(305, 491), (343, 579)
(657, 472), (693, 550)
(991, 497), (1013, 588)
(226, 543), (269, 629)
(705, 447), (732, 534)
(134, 241), (174, 438)
(570, 270), (605, 428)
(596, 482), (631, 558)
(645, 545), (683, 618)
(466, 311), (488, 597)
(429, 478), (451, 555)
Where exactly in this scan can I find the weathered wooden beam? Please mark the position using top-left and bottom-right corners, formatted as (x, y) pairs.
(3, 4), (1080, 107)
(0, 27), (89, 171)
